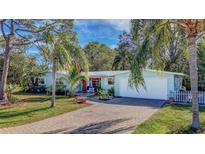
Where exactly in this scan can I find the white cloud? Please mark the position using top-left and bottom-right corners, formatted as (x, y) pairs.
(73, 19), (131, 47)
(103, 19), (131, 32)
(74, 19), (131, 32)
(110, 44), (117, 49)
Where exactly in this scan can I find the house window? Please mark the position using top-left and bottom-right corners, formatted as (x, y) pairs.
(56, 77), (65, 85)
(108, 77), (114, 85)
(174, 76), (182, 91)
(90, 78), (101, 87)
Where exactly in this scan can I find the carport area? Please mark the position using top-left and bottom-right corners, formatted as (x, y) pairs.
(0, 97), (165, 134)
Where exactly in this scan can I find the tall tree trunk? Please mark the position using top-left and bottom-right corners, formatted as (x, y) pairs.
(70, 86), (74, 97)
(51, 58), (57, 107)
(188, 36), (200, 130)
(70, 84), (75, 97)
(0, 40), (10, 103)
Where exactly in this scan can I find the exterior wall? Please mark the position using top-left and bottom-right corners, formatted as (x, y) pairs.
(114, 70), (182, 98)
(41, 70), (183, 96)
(43, 72), (69, 89)
(117, 76), (168, 100)
(174, 76), (183, 91)
(42, 72), (81, 92)
(101, 77), (114, 90)
(114, 73), (126, 96)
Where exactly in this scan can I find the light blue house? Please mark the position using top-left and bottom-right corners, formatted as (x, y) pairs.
(41, 69), (186, 100)
(114, 69), (185, 100)
(40, 71), (81, 92)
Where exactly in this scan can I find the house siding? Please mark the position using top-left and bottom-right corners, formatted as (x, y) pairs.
(43, 72), (69, 89)
(174, 76), (183, 91)
(43, 72), (83, 92)
(42, 70), (184, 97)
(114, 73), (127, 96)
(114, 70), (181, 98)
(101, 77), (114, 90)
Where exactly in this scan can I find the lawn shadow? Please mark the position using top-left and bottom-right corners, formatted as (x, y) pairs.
(12, 92), (46, 96)
(0, 106), (51, 118)
(21, 97), (50, 103)
(168, 125), (204, 134)
(165, 104), (205, 113)
(43, 118), (135, 134)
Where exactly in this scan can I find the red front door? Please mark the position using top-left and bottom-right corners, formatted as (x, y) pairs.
(82, 80), (87, 93)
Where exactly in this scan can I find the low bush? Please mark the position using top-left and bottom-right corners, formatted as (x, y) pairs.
(97, 89), (109, 100)
(108, 87), (114, 96)
(94, 86), (102, 93)
(8, 95), (19, 104)
(6, 84), (20, 104)
(46, 85), (67, 95)
(28, 85), (46, 93)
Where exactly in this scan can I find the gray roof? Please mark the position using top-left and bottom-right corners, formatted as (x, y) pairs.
(88, 71), (129, 77)
(47, 69), (186, 77)
(88, 69), (186, 77)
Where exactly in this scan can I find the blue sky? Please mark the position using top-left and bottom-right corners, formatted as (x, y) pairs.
(74, 19), (130, 48)
(27, 19), (131, 59)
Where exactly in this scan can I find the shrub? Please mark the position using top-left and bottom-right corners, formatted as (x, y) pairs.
(97, 89), (109, 100)
(6, 84), (19, 104)
(46, 85), (66, 95)
(108, 87), (114, 96)
(8, 95), (19, 104)
(6, 84), (15, 98)
(94, 86), (102, 93)
(28, 85), (46, 93)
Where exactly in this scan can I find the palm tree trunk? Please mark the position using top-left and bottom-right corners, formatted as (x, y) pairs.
(70, 84), (75, 97)
(0, 40), (10, 103)
(188, 36), (200, 130)
(51, 58), (57, 107)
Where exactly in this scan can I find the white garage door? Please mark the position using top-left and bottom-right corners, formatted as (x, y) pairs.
(118, 77), (168, 100)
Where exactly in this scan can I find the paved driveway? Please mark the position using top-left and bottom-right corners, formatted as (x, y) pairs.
(0, 98), (164, 134)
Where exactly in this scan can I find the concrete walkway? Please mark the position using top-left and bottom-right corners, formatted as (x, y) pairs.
(0, 98), (164, 134)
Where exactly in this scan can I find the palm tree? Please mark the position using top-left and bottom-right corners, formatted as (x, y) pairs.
(130, 19), (204, 131)
(67, 64), (88, 97)
(41, 27), (88, 107)
(197, 39), (205, 89)
(41, 31), (72, 107)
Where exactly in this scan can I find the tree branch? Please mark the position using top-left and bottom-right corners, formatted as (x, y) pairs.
(10, 19), (14, 37)
(0, 22), (7, 40)
(14, 31), (44, 46)
(15, 21), (57, 34)
(12, 38), (44, 46)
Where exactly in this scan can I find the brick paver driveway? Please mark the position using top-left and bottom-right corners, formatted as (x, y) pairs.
(0, 98), (164, 134)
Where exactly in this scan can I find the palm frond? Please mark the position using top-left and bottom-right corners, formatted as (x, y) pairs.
(129, 19), (186, 89)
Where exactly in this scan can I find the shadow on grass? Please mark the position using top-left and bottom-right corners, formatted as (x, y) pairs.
(13, 92), (70, 103)
(44, 118), (135, 134)
(12, 92), (46, 95)
(0, 106), (51, 118)
(169, 125), (204, 134)
(164, 104), (205, 113)
(21, 97), (50, 103)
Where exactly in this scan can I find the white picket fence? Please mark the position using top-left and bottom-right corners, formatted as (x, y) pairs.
(171, 91), (205, 105)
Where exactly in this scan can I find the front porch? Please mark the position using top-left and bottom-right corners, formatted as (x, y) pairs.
(81, 75), (114, 93)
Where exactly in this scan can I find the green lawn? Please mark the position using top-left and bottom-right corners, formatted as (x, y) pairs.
(134, 104), (205, 134)
(0, 93), (88, 128)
